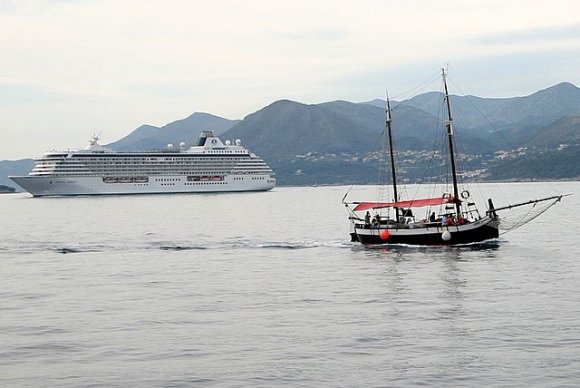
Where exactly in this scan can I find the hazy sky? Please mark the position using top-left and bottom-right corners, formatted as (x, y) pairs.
(1, 0), (580, 159)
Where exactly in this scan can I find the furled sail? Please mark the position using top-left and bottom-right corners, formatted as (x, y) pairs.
(353, 196), (456, 212)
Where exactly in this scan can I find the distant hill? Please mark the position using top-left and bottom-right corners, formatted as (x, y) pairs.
(362, 99), (385, 109)
(488, 145), (580, 180)
(108, 124), (159, 149)
(0, 159), (35, 191)
(0, 184), (15, 193)
(222, 100), (382, 162)
(221, 99), (493, 159)
(108, 112), (239, 151)
(524, 115), (580, 148)
(400, 82), (580, 132)
(1, 81), (579, 187)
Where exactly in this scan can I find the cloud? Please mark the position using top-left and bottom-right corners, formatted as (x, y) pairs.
(0, 84), (68, 105)
(448, 49), (580, 96)
(474, 23), (580, 45)
(0, 83), (107, 105)
(1, 0), (580, 159)
(269, 28), (349, 42)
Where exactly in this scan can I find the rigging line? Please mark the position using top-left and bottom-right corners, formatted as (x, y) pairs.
(446, 77), (498, 132)
(499, 198), (560, 235)
(378, 95), (406, 207)
(420, 99), (445, 200)
(445, 75), (556, 203)
(414, 80), (446, 197)
(451, 117), (472, 192)
(375, 121), (388, 201)
(509, 196), (537, 230)
(446, 76), (548, 186)
(390, 70), (442, 103)
(377, 118), (389, 205)
(389, 117), (410, 202)
(487, 194), (568, 213)
(341, 185), (353, 204)
(447, 77), (519, 147)
(438, 79), (454, 195)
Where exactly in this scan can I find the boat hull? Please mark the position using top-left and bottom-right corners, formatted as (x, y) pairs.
(9, 174), (275, 197)
(353, 217), (499, 245)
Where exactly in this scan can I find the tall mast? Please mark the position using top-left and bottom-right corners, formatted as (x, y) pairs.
(442, 69), (461, 216)
(385, 94), (399, 220)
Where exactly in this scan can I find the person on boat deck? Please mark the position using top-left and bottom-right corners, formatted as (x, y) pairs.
(429, 212), (436, 222)
(441, 215), (448, 226)
(365, 211), (371, 225)
(373, 213), (381, 226)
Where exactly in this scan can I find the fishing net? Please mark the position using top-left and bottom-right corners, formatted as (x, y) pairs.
(496, 197), (563, 233)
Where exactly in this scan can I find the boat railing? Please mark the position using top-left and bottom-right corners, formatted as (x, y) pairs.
(354, 211), (488, 231)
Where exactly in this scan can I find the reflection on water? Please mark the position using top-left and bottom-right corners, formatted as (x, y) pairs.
(356, 240), (501, 262)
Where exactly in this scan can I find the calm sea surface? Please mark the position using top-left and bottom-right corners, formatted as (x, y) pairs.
(1, 182), (579, 387)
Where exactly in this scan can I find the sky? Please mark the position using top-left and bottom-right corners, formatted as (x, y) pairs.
(1, 0), (580, 160)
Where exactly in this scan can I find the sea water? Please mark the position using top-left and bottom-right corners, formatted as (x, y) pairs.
(1, 182), (579, 387)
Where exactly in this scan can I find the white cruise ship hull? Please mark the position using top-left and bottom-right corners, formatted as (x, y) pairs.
(10, 174), (275, 197)
(11, 131), (276, 197)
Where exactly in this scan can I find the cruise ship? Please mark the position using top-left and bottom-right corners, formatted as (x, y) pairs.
(10, 131), (276, 197)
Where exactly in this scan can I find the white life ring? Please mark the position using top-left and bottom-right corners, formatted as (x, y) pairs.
(461, 190), (470, 199)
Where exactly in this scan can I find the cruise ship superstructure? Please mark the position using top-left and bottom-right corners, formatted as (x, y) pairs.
(10, 131), (276, 197)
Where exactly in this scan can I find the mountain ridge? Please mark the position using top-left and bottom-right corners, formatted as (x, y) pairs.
(2, 81), (579, 190)
(108, 112), (239, 151)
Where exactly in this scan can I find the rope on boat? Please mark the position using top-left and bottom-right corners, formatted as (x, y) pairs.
(496, 195), (570, 234)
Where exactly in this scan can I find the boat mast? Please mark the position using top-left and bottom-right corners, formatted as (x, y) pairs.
(442, 69), (461, 216)
(385, 94), (399, 220)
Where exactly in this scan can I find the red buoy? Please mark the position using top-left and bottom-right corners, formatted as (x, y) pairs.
(379, 230), (390, 241)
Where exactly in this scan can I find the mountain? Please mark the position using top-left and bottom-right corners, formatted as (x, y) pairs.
(1, 81), (579, 188)
(109, 124), (159, 149)
(108, 112), (239, 151)
(220, 99), (503, 184)
(219, 100), (390, 185)
(400, 82), (580, 132)
(502, 82), (580, 125)
(222, 100), (383, 162)
(0, 159), (35, 191)
(488, 145), (580, 180)
(0, 184), (15, 193)
(525, 115), (580, 148)
(223, 98), (498, 164)
(361, 99), (386, 109)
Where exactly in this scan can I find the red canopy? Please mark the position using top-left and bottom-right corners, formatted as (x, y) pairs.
(353, 196), (455, 212)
